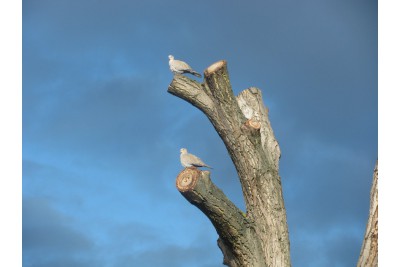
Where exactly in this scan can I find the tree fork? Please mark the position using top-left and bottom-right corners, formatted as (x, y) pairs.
(168, 60), (291, 266)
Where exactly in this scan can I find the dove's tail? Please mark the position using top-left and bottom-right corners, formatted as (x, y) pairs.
(193, 164), (213, 169)
(190, 70), (202, 78)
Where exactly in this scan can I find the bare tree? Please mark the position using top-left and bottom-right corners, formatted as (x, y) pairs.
(168, 60), (377, 267)
(357, 161), (378, 267)
(168, 60), (290, 267)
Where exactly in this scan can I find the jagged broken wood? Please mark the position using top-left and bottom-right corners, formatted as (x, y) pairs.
(168, 60), (291, 267)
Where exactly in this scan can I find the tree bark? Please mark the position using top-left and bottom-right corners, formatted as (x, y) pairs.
(357, 161), (378, 267)
(168, 60), (291, 267)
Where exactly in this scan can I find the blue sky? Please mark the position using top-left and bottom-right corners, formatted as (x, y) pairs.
(22, 0), (377, 266)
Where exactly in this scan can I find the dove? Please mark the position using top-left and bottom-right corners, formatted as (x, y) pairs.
(168, 55), (202, 78)
(180, 148), (212, 169)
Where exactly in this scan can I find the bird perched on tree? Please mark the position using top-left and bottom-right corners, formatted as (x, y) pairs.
(180, 148), (212, 169)
(168, 55), (202, 78)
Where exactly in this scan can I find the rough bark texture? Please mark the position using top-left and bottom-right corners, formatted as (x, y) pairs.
(168, 60), (291, 267)
(357, 161), (378, 267)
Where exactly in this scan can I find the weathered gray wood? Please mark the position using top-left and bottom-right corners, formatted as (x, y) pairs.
(168, 60), (291, 267)
(357, 161), (378, 267)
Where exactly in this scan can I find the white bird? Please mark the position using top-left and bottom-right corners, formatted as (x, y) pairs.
(168, 55), (201, 78)
(180, 148), (212, 169)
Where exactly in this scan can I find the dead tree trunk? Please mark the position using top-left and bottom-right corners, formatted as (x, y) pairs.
(168, 60), (291, 267)
(357, 161), (378, 267)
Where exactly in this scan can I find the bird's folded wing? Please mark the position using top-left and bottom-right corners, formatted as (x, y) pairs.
(173, 60), (191, 70)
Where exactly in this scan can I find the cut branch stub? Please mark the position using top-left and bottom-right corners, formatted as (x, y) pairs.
(174, 168), (257, 266)
(247, 119), (261, 130)
(241, 119), (262, 146)
(176, 167), (201, 192)
(205, 60), (225, 75)
(244, 118), (261, 131)
(204, 60), (229, 97)
(204, 60), (236, 105)
(204, 60), (246, 129)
